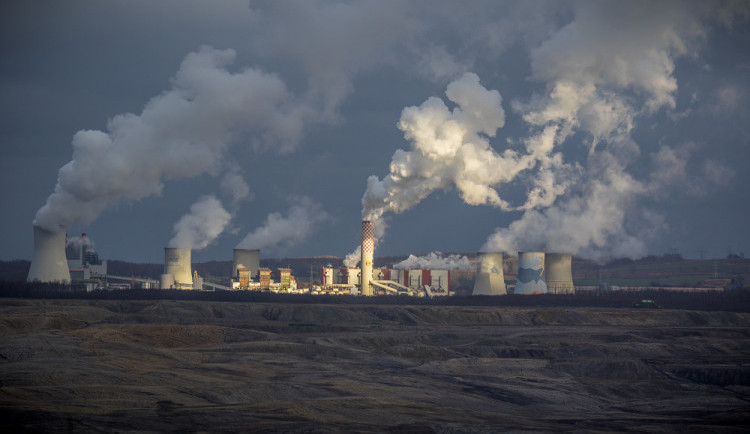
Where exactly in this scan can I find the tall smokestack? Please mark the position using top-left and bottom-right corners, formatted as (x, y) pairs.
(472, 252), (506, 295)
(233, 249), (260, 280)
(361, 220), (374, 296)
(515, 251), (547, 294)
(164, 248), (192, 289)
(27, 225), (71, 283)
(545, 253), (574, 294)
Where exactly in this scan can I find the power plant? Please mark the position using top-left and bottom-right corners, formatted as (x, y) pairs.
(26, 218), (581, 297)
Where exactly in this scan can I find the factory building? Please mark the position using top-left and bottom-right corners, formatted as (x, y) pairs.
(66, 233), (108, 283)
(318, 265), (450, 297)
(232, 249), (260, 281)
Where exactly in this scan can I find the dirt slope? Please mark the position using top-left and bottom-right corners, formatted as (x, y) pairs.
(1, 299), (749, 433)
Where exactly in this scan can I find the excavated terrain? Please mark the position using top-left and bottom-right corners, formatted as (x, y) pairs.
(1, 299), (749, 433)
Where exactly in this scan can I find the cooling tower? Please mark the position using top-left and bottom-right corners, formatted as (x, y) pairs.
(159, 273), (174, 289)
(27, 225), (71, 283)
(164, 248), (192, 288)
(545, 253), (575, 294)
(515, 251), (547, 294)
(233, 249), (259, 279)
(361, 220), (374, 296)
(472, 252), (506, 295)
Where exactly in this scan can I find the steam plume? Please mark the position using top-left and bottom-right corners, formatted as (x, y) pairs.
(33, 46), (313, 233)
(482, 1), (712, 261)
(394, 252), (473, 271)
(169, 195), (231, 250)
(65, 234), (94, 251)
(220, 171), (251, 207)
(236, 197), (328, 252)
(358, 2), (735, 262)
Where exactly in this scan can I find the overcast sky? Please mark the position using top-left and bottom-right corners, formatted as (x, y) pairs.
(2, 0), (749, 264)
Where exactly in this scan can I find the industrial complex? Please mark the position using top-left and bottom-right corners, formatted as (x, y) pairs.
(25, 218), (586, 297)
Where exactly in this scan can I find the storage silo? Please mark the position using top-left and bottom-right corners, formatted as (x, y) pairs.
(515, 251), (547, 294)
(27, 225), (71, 283)
(545, 253), (575, 294)
(233, 249), (259, 280)
(164, 248), (192, 289)
(360, 220), (374, 296)
(472, 252), (506, 295)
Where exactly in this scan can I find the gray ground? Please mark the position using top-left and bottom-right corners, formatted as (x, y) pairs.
(1, 299), (749, 433)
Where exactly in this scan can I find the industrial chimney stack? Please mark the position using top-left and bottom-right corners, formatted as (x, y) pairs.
(360, 220), (374, 296)
(27, 225), (71, 283)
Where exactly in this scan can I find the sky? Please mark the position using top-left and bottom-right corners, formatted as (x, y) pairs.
(1, 0), (749, 264)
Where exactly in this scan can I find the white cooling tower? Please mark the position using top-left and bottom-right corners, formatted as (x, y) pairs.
(159, 273), (174, 289)
(27, 225), (71, 283)
(472, 252), (506, 295)
(233, 249), (260, 279)
(164, 248), (192, 289)
(515, 251), (548, 294)
(545, 253), (575, 294)
(361, 220), (374, 296)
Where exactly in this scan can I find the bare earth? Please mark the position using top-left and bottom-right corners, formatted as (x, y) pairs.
(1, 299), (749, 433)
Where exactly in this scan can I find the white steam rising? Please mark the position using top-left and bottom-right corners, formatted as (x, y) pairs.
(236, 197), (328, 252)
(394, 252), (473, 271)
(220, 171), (251, 207)
(66, 234), (95, 251)
(482, 1), (708, 261)
(169, 195), (231, 250)
(33, 46), (313, 232)
(359, 1), (733, 262)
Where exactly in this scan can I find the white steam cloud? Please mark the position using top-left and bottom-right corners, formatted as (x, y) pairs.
(33, 46), (314, 232)
(66, 234), (95, 251)
(169, 195), (231, 250)
(220, 171), (252, 207)
(394, 252), (473, 271)
(359, 1), (735, 263)
(482, 1), (711, 261)
(236, 197), (328, 252)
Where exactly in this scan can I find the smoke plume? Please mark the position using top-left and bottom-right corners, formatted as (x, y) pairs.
(65, 234), (95, 251)
(358, 1), (736, 262)
(236, 197), (328, 252)
(169, 195), (231, 250)
(394, 252), (473, 271)
(481, 1), (711, 261)
(33, 46), (313, 233)
(221, 171), (251, 204)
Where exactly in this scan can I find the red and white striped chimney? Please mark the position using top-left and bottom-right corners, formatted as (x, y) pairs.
(361, 220), (374, 296)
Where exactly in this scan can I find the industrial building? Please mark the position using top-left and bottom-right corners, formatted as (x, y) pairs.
(26, 219), (577, 297)
(318, 265), (450, 297)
